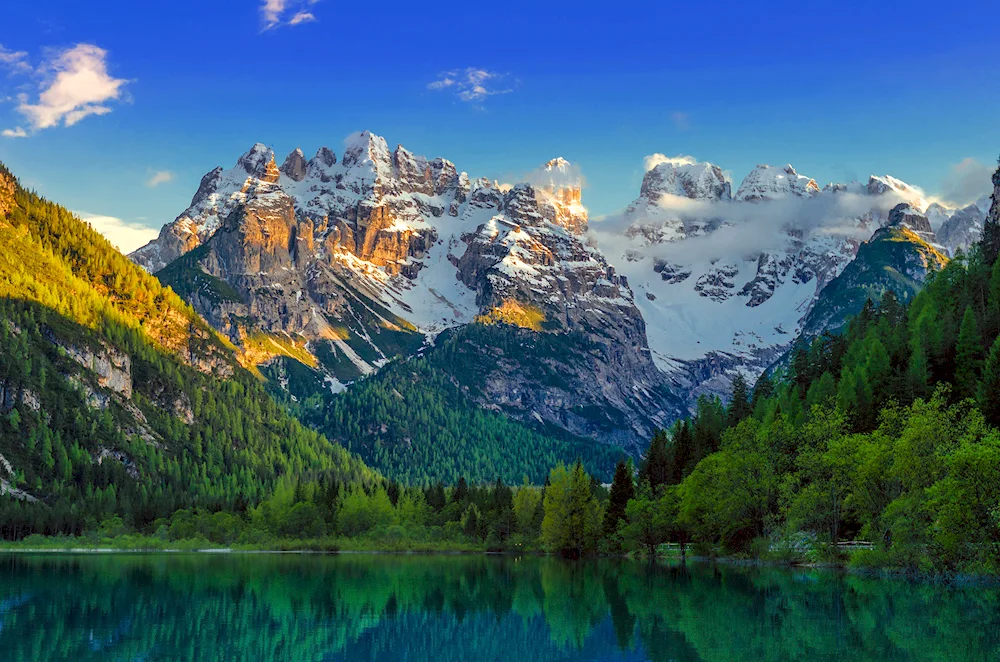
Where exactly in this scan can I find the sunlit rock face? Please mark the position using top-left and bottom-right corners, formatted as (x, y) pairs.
(132, 136), (680, 451)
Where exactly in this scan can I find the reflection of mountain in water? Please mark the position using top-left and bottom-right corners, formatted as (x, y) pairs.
(1, 554), (997, 661)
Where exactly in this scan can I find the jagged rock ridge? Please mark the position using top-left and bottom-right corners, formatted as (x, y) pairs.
(133, 133), (681, 450)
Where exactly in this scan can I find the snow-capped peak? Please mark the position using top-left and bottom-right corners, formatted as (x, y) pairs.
(237, 143), (276, 179)
(866, 175), (926, 208)
(735, 164), (819, 201)
(640, 157), (731, 202)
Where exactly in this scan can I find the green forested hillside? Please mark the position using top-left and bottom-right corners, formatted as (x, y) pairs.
(274, 326), (627, 485)
(799, 218), (948, 337)
(628, 187), (1000, 572)
(0, 163), (376, 538)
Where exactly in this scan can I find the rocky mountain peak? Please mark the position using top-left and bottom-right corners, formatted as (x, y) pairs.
(189, 167), (224, 207)
(938, 203), (986, 256)
(533, 157), (588, 234)
(312, 146), (337, 168)
(866, 175), (925, 207)
(280, 148), (308, 182)
(734, 164), (819, 201)
(888, 202), (934, 235)
(237, 143), (277, 180)
(640, 158), (731, 202)
(341, 130), (390, 169)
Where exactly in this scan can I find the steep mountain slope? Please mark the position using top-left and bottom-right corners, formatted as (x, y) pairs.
(927, 194), (991, 256)
(603, 158), (926, 402)
(135, 134), (682, 455)
(0, 163), (374, 533)
(799, 203), (949, 337)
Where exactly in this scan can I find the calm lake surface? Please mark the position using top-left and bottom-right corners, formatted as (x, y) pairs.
(2, 553), (999, 661)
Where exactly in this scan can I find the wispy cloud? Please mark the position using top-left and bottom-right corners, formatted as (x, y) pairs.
(0, 45), (31, 74)
(77, 212), (159, 254)
(935, 157), (994, 207)
(145, 170), (174, 188)
(427, 68), (515, 105)
(670, 111), (691, 131)
(644, 153), (698, 171)
(288, 11), (316, 25)
(2, 43), (129, 138)
(592, 188), (915, 266)
(261, 0), (320, 30)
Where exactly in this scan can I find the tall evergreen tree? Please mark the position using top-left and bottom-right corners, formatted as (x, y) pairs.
(602, 458), (635, 539)
(955, 305), (984, 400)
(726, 374), (751, 427)
(978, 335), (1000, 428)
(638, 430), (671, 491)
(670, 421), (694, 485)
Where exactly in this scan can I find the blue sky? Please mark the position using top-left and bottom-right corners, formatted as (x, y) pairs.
(0, 0), (998, 252)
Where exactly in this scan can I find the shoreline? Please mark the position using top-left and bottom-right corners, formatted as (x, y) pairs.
(6, 546), (998, 586)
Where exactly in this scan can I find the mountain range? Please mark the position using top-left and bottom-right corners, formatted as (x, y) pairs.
(127, 132), (989, 470)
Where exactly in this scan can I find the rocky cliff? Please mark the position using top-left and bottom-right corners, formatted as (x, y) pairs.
(135, 133), (680, 450)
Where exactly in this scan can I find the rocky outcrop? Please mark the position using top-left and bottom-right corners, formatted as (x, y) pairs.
(938, 204), (985, 255)
(0, 169), (15, 217)
(63, 341), (133, 400)
(888, 202), (935, 236)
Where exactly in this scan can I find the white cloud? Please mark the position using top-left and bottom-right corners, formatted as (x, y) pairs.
(0, 45), (31, 74)
(4, 44), (128, 137)
(145, 170), (174, 188)
(288, 11), (316, 25)
(77, 212), (159, 254)
(261, 0), (320, 30)
(427, 68), (515, 105)
(935, 157), (995, 207)
(592, 188), (913, 265)
(644, 153), (698, 171)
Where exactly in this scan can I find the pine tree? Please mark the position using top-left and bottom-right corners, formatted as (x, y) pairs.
(978, 335), (1000, 428)
(602, 459), (635, 538)
(790, 339), (811, 396)
(638, 430), (671, 490)
(452, 477), (469, 503)
(955, 305), (984, 400)
(726, 374), (751, 427)
(670, 421), (694, 485)
(751, 373), (775, 412)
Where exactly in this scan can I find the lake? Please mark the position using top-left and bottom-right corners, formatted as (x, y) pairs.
(2, 553), (998, 661)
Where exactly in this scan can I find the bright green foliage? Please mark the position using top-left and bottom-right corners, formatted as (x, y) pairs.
(513, 477), (543, 538)
(0, 164), (376, 539)
(955, 305), (984, 399)
(541, 461), (603, 557)
(980, 336), (1000, 428)
(619, 486), (669, 557)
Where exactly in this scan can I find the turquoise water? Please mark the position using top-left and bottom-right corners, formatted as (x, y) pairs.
(2, 553), (998, 661)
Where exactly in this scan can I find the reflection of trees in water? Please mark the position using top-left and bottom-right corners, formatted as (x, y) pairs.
(1, 555), (999, 661)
